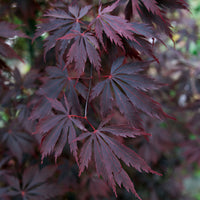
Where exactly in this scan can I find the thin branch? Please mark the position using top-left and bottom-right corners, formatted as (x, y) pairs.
(84, 66), (93, 118)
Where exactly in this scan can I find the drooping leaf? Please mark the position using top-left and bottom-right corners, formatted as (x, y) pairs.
(137, 5), (173, 38)
(131, 0), (161, 15)
(76, 120), (159, 199)
(33, 95), (86, 161)
(124, 22), (159, 60)
(59, 31), (101, 75)
(155, 0), (189, 10)
(124, 0), (188, 38)
(131, 22), (157, 38)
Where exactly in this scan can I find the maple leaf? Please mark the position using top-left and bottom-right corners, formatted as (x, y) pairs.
(30, 63), (87, 119)
(137, 5), (173, 38)
(131, 0), (161, 15)
(90, 2), (135, 50)
(126, 34), (157, 60)
(0, 21), (27, 61)
(33, 95), (86, 162)
(0, 123), (35, 162)
(58, 31), (101, 75)
(75, 120), (159, 199)
(91, 57), (171, 127)
(124, 0), (188, 38)
(30, 97), (52, 120)
(38, 66), (69, 99)
(131, 22), (157, 38)
(34, 5), (91, 58)
(124, 23), (159, 60)
(108, 22), (159, 60)
(155, 0), (189, 10)
(4, 165), (65, 200)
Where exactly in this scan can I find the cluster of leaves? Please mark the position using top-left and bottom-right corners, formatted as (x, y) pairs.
(1, 0), (199, 200)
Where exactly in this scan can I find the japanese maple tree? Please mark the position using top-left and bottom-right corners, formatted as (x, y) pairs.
(0, 0), (190, 199)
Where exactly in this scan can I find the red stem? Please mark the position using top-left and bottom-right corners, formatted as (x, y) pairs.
(69, 115), (96, 131)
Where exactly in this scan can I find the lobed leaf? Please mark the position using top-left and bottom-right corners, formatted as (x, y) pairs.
(76, 121), (159, 199)
(90, 3), (136, 50)
(34, 5), (91, 58)
(124, 0), (188, 38)
(59, 31), (101, 75)
(34, 96), (86, 161)
(91, 57), (171, 127)
(5, 165), (64, 200)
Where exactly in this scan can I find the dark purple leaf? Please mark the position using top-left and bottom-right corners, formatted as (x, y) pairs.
(76, 120), (160, 199)
(34, 95), (86, 161)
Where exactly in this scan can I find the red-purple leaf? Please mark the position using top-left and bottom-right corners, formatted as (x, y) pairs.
(76, 121), (159, 199)
(90, 4), (136, 50)
(99, 125), (149, 138)
(34, 5), (91, 58)
(124, 0), (188, 38)
(59, 31), (101, 75)
(91, 57), (171, 126)
(1, 126), (35, 162)
(131, 0), (160, 14)
(78, 134), (93, 175)
(5, 165), (64, 200)
(34, 96), (86, 161)
(30, 64), (86, 119)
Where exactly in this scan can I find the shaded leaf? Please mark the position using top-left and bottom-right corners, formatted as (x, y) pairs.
(34, 95), (86, 161)
(1, 125), (35, 162)
(5, 165), (65, 200)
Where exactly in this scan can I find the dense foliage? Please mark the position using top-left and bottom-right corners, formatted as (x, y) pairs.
(0, 0), (199, 199)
